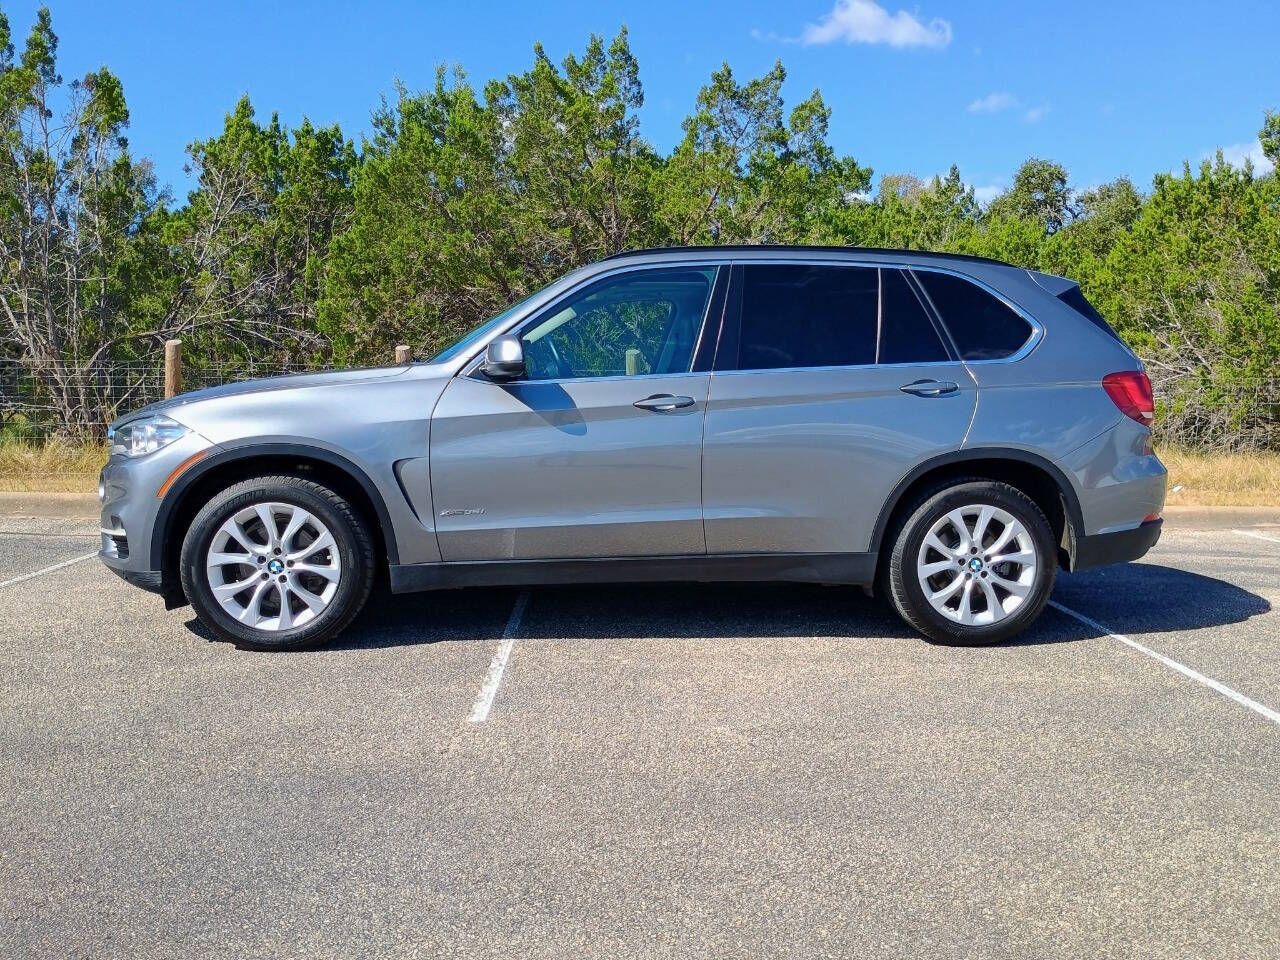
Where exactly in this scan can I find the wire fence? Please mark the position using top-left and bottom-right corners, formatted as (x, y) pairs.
(1149, 375), (1280, 451)
(0, 359), (333, 444)
(2, 357), (1279, 451)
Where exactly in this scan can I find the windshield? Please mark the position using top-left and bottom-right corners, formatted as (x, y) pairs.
(427, 297), (530, 364)
(427, 283), (556, 364)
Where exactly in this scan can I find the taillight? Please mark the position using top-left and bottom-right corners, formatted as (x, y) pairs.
(1103, 371), (1154, 425)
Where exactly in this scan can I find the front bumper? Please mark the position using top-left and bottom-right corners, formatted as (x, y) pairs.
(98, 428), (218, 596)
(103, 564), (164, 594)
(1072, 518), (1162, 572)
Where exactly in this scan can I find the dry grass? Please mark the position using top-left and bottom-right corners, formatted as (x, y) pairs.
(1, 439), (1278, 507)
(1158, 445), (1280, 507)
(0, 439), (105, 493)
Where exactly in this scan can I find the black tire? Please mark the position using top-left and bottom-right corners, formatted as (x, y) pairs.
(180, 475), (375, 651)
(885, 479), (1056, 646)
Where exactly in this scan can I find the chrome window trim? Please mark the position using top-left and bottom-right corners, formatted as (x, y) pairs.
(468, 369), (714, 387)
(709, 359), (971, 379)
(722, 257), (1042, 365)
(459, 254), (1042, 379)
(718, 258), (971, 375)
(462, 261), (726, 384)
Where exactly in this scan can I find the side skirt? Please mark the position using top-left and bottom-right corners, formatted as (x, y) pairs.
(389, 552), (877, 593)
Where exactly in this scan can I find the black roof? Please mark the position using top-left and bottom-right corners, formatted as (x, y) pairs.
(598, 244), (1010, 267)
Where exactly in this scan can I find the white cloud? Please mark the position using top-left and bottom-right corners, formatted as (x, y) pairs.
(967, 92), (1017, 114)
(972, 184), (1004, 205)
(1211, 140), (1275, 176)
(800, 0), (952, 49)
(966, 94), (1050, 122)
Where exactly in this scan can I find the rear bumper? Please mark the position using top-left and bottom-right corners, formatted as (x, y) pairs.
(1072, 518), (1162, 572)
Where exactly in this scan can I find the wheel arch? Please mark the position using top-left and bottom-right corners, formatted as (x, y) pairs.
(153, 443), (398, 596)
(869, 448), (1085, 576)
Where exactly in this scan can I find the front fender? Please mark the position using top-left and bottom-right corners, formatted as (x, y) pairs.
(151, 441), (410, 571)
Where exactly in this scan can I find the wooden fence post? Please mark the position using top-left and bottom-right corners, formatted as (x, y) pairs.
(625, 348), (641, 377)
(395, 344), (412, 365)
(164, 339), (183, 399)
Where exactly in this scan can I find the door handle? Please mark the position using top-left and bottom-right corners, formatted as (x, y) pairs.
(633, 394), (696, 411)
(900, 379), (959, 397)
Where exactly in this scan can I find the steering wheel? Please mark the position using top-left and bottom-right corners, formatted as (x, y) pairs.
(546, 337), (575, 380)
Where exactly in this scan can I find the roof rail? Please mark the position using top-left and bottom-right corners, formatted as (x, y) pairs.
(596, 244), (1011, 267)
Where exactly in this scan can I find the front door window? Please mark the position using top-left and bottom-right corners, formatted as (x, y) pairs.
(519, 267), (717, 381)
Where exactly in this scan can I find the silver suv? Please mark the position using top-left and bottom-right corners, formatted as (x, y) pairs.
(100, 246), (1166, 650)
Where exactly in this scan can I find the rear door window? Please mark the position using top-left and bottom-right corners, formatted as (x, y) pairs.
(879, 269), (950, 364)
(735, 264), (879, 369)
(915, 270), (1033, 361)
(730, 265), (950, 370)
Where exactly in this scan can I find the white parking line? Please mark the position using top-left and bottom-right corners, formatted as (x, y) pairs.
(1232, 529), (1280, 545)
(468, 590), (531, 723)
(0, 552), (98, 590)
(1047, 600), (1280, 726)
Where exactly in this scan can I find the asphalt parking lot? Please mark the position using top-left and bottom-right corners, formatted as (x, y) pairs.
(2, 508), (1278, 959)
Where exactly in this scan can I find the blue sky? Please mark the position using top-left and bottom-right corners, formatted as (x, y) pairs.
(5, 0), (1276, 202)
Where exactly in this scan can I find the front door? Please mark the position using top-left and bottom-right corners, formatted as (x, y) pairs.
(430, 265), (723, 561)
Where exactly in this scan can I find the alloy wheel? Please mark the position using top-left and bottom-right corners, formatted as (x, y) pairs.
(205, 501), (342, 631)
(916, 503), (1038, 626)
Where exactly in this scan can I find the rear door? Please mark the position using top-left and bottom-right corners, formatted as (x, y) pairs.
(430, 264), (725, 561)
(702, 262), (977, 555)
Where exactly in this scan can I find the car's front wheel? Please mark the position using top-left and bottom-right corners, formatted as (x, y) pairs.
(886, 480), (1056, 645)
(180, 476), (374, 650)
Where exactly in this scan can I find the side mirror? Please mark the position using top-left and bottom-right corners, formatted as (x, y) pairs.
(481, 334), (525, 381)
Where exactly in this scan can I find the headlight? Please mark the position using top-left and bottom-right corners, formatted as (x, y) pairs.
(108, 415), (189, 458)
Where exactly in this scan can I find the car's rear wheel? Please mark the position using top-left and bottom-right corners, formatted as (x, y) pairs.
(180, 476), (374, 650)
(886, 480), (1056, 645)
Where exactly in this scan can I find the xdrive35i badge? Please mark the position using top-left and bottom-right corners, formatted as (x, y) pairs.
(439, 508), (486, 517)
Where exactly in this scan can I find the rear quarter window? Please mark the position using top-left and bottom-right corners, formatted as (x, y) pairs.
(916, 270), (1034, 361)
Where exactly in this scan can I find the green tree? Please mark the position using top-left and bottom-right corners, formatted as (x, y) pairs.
(827, 166), (978, 251)
(322, 31), (672, 361)
(319, 68), (526, 361)
(1037, 177), (1143, 287)
(164, 96), (357, 368)
(486, 30), (660, 261)
(987, 158), (1077, 233)
(1068, 178), (1142, 257)
(0, 6), (168, 433)
(654, 61), (869, 244)
(1260, 109), (1279, 167)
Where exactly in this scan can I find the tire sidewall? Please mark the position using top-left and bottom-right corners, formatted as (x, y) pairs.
(181, 479), (369, 649)
(893, 482), (1056, 645)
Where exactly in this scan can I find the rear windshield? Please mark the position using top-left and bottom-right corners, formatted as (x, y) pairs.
(1057, 286), (1122, 342)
